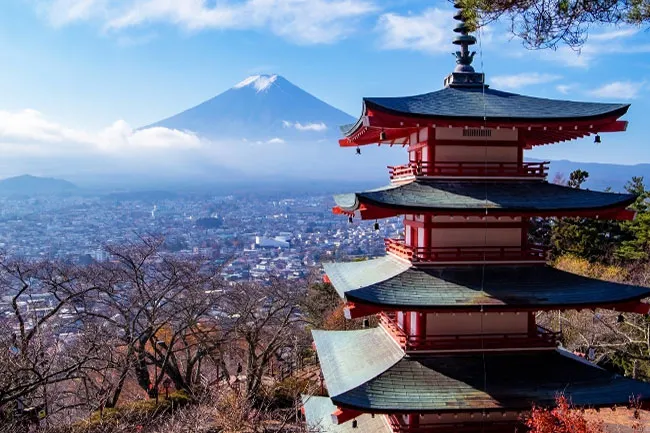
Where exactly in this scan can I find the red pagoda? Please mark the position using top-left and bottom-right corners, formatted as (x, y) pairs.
(303, 3), (650, 433)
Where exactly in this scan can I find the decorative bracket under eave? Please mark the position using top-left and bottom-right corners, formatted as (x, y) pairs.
(331, 407), (364, 425)
(344, 302), (380, 320)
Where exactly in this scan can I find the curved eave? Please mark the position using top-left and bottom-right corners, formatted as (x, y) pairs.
(340, 97), (629, 148)
(332, 181), (637, 220)
(329, 349), (650, 414)
(325, 258), (650, 312)
(363, 98), (630, 125)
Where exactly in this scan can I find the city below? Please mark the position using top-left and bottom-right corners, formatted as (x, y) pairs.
(0, 189), (400, 282)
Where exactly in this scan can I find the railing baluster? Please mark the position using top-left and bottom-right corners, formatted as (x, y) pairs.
(390, 161), (550, 180)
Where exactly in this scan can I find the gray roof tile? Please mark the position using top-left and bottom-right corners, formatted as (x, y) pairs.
(312, 328), (404, 397)
(313, 329), (650, 412)
(334, 180), (636, 214)
(362, 86), (629, 122)
(325, 257), (650, 309)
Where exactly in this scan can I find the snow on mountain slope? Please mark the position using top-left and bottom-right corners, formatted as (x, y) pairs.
(145, 75), (355, 141)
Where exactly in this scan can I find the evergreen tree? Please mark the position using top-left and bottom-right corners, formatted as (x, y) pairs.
(616, 176), (650, 262)
(550, 170), (624, 263)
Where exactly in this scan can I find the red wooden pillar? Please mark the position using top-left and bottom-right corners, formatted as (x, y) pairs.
(422, 217), (431, 261)
(404, 311), (411, 337)
(521, 217), (529, 250)
(427, 127), (436, 176)
(413, 312), (427, 349)
(528, 311), (537, 336)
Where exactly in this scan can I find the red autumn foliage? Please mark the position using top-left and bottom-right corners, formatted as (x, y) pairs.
(526, 395), (605, 433)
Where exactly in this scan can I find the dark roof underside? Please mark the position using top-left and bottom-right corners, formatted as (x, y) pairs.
(324, 257), (650, 309)
(333, 180), (636, 213)
(363, 86), (629, 122)
(313, 329), (650, 413)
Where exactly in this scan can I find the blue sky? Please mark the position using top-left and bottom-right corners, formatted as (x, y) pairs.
(0, 0), (649, 180)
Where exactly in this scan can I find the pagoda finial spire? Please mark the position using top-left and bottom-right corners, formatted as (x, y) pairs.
(444, 1), (486, 88)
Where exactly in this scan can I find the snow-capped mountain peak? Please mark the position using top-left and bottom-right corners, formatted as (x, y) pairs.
(233, 74), (278, 93)
(145, 74), (354, 141)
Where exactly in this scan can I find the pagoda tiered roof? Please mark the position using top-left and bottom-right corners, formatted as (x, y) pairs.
(361, 87), (628, 123)
(333, 179), (636, 219)
(341, 87), (629, 148)
(314, 328), (650, 414)
(323, 257), (650, 311)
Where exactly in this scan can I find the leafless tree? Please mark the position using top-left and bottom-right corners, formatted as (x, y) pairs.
(0, 256), (102, 427)
(221, 280), (305, 401)
(77, 236), (229, 406)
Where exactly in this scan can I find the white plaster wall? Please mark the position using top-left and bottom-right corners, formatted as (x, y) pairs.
(430, 228), (521, 247)
(435, 145), (518, 163)
(420, 127), (429, 142)
(425, 312), (528, 335)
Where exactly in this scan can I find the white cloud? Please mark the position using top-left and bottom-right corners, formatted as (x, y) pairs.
(589, 28), (639, 41)
(0, 109), (201, 155)
(376, 8), (452, 54)
(282, 120), (327, 131)
(491, 73), (562, 90)
(40, 0), (377, 44)
(588, 81), (644, 100)
(556, 84), (574, 94)
(533, 27), (650, 68)
(0, 109), (401, 182)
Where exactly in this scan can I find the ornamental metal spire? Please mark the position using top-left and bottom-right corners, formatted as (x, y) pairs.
(444, 1), (486, 88)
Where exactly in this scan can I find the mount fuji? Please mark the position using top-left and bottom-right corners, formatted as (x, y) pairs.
(143, 74), (402, 183)
(146, 74), (355, 142)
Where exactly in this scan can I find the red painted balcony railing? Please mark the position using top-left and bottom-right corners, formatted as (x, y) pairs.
(384, 238), (547, 264)
(380, 312), (562, 352)
(388, 415), (520, 433)
(388, 161), (549, 181)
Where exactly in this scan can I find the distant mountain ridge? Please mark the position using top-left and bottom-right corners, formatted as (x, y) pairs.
(0, 175), (78, 195)
(145, 74), (355, 141)
(545, 160), (650, 192)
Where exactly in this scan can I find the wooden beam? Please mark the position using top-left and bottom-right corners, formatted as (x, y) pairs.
(331, 407), (364, 425)
(344, 302), (380, 319)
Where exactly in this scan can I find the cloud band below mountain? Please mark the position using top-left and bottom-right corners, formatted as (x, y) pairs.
(282, 121), (328, 131)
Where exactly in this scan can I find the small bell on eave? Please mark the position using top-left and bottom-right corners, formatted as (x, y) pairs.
(594, 134), (602, 144)
(356, 146), (361, 155)
(617, 313), (625, 324)
(374, 220), (380, 231)
(379, 130), (387, 141)
(348, 215), (353, 224)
